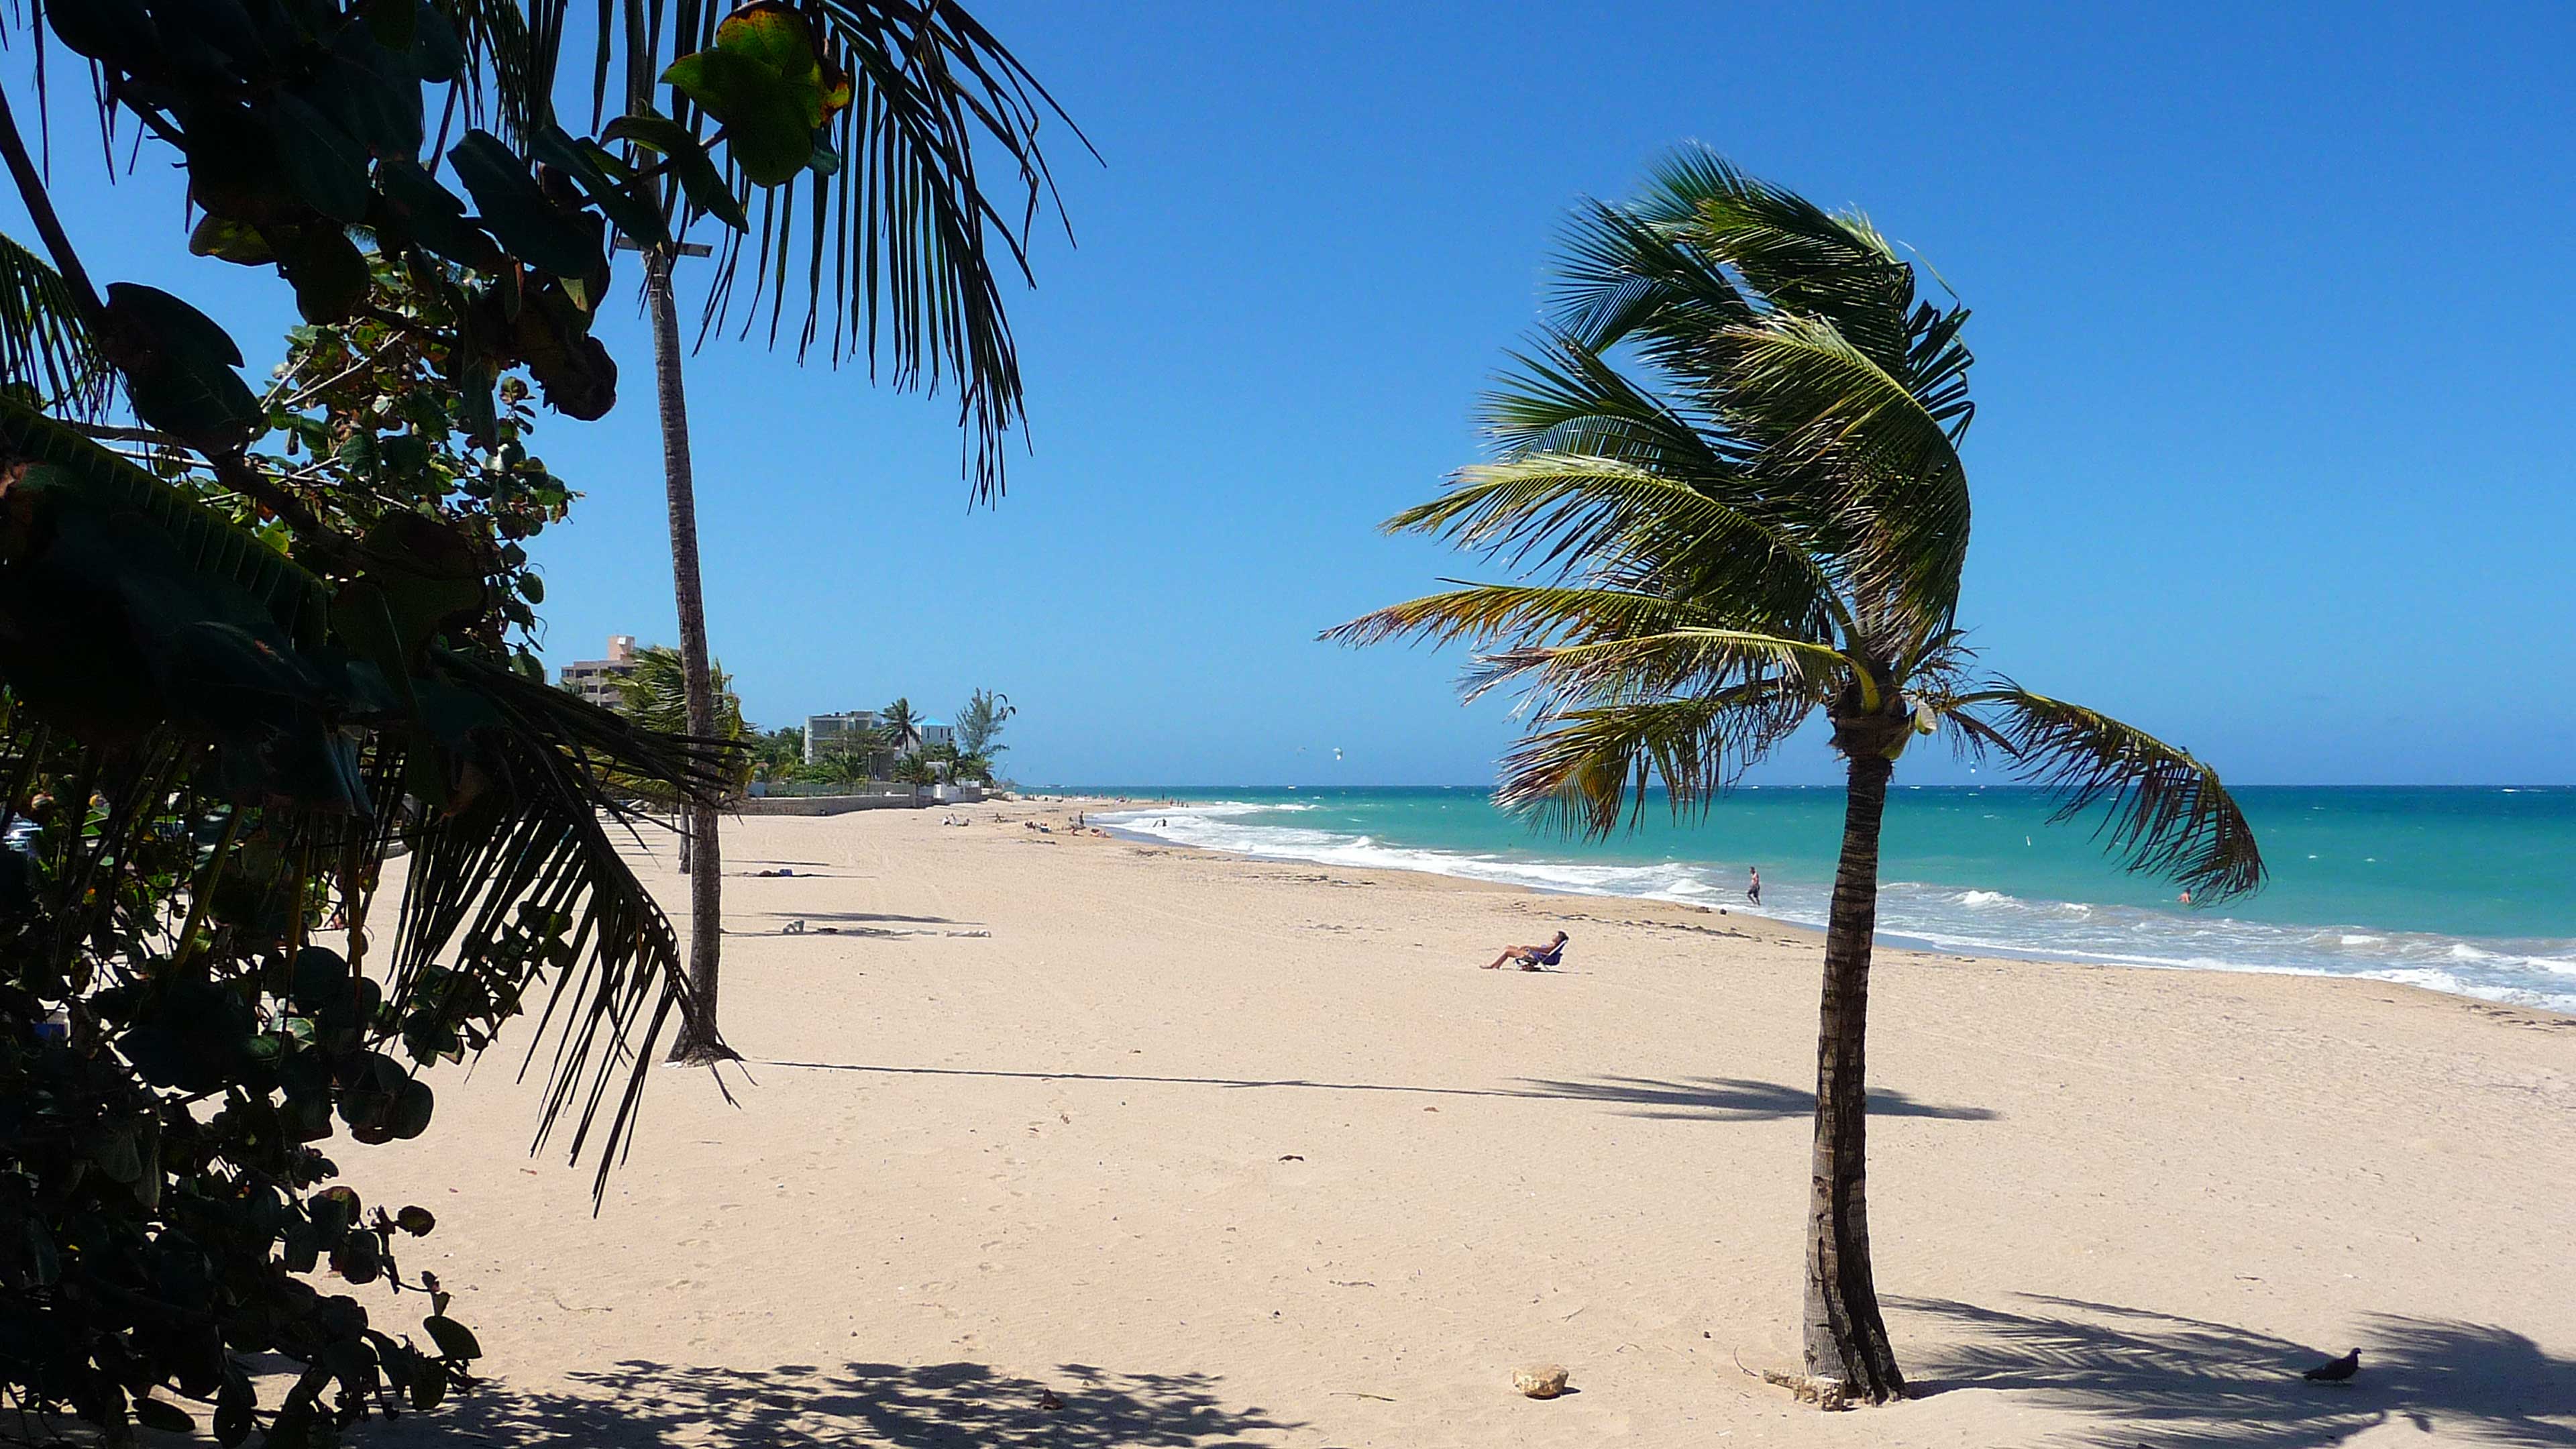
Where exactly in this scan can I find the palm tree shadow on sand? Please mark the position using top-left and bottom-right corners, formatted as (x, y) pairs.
(1901, 1293), (2576, 1447)
(363, 1360), (1298, 1448)
(1515, 1075), (1998, 1122)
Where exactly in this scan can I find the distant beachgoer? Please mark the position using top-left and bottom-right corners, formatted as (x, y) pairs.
(2178, 889), (2192, 907)
(1746, 867), (1762, 907)
(1485, 930), (1569, 971)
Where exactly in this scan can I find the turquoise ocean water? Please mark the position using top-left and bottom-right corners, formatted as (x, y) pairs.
(1070, 786), (2576, 1012)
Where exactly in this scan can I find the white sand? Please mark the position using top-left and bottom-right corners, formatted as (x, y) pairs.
(348, 800), (2576, 1447)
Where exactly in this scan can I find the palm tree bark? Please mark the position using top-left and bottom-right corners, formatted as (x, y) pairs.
(1801, 738), (1906, 1401)
(643, 249), (733, 1065)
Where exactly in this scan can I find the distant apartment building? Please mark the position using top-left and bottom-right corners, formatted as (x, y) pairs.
(804, 710), (883, 763)
(559, 635), (639, 710)
(804, 711), (952, 763)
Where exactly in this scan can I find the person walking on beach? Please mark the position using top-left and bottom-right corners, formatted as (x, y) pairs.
(1746, 867), (1762, 907)
(1485, 931), (1569, 971)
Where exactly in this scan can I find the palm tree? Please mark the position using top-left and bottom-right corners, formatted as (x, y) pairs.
(512, 3), (1085, 1064)
(890, 750), (938, 805)
(880, 696), (926, 756)
(1328, 150), (2265, 1403)
(615, 645), (748, 870)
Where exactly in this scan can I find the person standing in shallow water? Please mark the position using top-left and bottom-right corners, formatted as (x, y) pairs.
(1747, 867), (1762, 907)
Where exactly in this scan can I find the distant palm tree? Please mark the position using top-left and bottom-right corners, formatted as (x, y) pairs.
(616, 646), (748, 868)
(890, 751), (938, 805)
(1329, 150), (2264, 1403)
(880, 697), (925, 756)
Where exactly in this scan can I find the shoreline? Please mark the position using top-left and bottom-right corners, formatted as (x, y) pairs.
(1053, 792), (2576, 1024)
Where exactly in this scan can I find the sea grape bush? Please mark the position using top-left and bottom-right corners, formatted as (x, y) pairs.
(0, 0), (847, 1441)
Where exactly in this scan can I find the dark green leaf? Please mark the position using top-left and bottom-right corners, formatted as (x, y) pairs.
(44, 0), (157, 65)
(273, 95), (372, 223)
(273, 225), (372, 325)
(364, 0), (415, 50)
(378, 157), (506, 272)
(389, 1077), (434, 1138)
(531, 123), (669, 249)
(448, 130), (601, 278)
(602, 111), (749, 231)
(189, 215), (275, 266)
(103, 284), (264, 444)
(412, 1), (464, 83)
(422, 1315), (480, 1360)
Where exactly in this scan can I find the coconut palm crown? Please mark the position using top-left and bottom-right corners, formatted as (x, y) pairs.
(1327, 148), (2264, 1401)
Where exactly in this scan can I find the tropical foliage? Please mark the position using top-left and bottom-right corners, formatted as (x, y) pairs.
(614, 647), (749, 786)
(0, 0), (920, 1438)
(1330, 148), (2263, 1401)
(954, 687), (1012, 759)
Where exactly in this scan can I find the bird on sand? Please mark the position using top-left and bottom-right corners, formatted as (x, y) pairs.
(2301, 1348), (2361, 1383)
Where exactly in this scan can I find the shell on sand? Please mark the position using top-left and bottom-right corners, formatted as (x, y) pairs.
(1513, 1364), (1570, 1399)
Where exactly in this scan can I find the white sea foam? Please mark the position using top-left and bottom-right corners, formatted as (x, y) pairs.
(1093, 802), (2576, 1014)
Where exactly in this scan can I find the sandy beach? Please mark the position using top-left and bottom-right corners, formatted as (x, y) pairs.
(346, 799), (2576, 1448)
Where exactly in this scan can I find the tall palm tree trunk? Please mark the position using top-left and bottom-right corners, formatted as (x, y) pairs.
(1801, 740), (1906, 1401)
(643, 250), (732, 1065)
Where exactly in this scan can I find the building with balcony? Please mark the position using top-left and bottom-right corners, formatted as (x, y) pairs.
(559, 635), (639, 711)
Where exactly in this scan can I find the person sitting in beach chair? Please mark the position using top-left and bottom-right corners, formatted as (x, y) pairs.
(1485, 930), (1568, 971)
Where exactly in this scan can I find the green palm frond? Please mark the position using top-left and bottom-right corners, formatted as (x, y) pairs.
(1717, 311), (1970, 631)
(0, 396), (329, 648)
(1499, 679), (1824, 836)
(437, 0), (553, 142)
(1323, 582), (1705, 655)
(1464, 626), (1849, 714)
(1484, 335), (1738, 476)
(612, 643), (745, 741)
(0, 232), (111, 419)
(1376, 453), (1852, 637)
(1951, 683), (2267, 901)
(648, 0), (1090, 501)
(1626, 146), (1915, 375)
(388, 651), (737, 1202)
(1548, 195), (1752, 356)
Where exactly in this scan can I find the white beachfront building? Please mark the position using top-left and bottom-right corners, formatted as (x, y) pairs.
(558, 635), (639, 711)
(802, 712), (952, 763)
(802, 710), (883, 763)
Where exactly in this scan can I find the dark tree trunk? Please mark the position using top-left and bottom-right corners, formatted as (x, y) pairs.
(1801, 739), (1906, 1401)
(643, 251), (734, 1066)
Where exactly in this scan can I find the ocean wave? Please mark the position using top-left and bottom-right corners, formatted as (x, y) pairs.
(1092, 803), (2576, 1014)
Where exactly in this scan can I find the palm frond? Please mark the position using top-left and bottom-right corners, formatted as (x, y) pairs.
(1717, 311), (1970, 633)
(437, 0), (554, 142)
(1465, 626), (1849, 714)
(386, 651), (738, 1203)
(1483, 335), (1738, 476)
(1498, 679), (1822, 837)
(1322, 582), (1704, 655)
(0, 231), (111, 419)
(1953, 683), (2266, 901)
(1547, 195), (1752, 357)
(1629, 145), (1916, 376)
(680, 0), (1091, 502)
(1375, 452), (1853, 638)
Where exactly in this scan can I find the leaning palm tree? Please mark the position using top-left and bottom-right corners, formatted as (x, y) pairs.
(1328, 150), (2264, 1403)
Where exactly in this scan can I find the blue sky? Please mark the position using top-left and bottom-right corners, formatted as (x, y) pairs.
(14, 3), (2574, 786)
